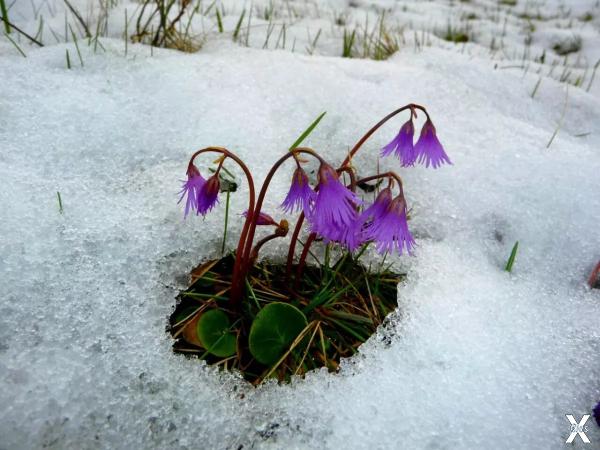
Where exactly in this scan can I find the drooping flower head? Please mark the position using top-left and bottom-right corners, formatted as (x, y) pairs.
(414, 120), (451, 169)
(322, 218), (365, 252)
(309, 163), (361, 249)
(178, 164), (206, 218)
(242, 210), (278, 226)
(363, 194), (415, 255)
(381, 119), (416, 167)
(281, 167), (316, 215)
(359, 187), (393, 225)
(197, 174), (220, 215)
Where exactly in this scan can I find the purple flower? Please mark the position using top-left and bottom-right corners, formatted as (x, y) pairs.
(281, 167), (316, 215)
(414, 120), (451, 169)
(309, 164), (361, 248)
(359, 187), (393, 225)
(178, 165), (206, 217)
(363, 195), (415, 255)
(242, 210), (278, 226)
(593, 401), (600, 427)
(381, 119), (416, 166)
(322, 219), (365, 251)
(197, 174), (220, 215)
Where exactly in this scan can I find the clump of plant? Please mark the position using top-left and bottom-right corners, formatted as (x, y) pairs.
(341, 12), (402, 60)
(440, 22), (470, 44)
(132, 0), (203, 52)
(170, 103), (451, 384)
(552, 35), (582, 56)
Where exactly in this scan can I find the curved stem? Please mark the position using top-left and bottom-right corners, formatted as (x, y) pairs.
(355, 171), (404, 194)
(294, 232), (317, 290)
(188, 147), (255, 308)
(338, 166), (357, 192)
(241, 147), (324, 276)
(249, 225), (288, 264)
(340, 103), (429, 168)
(289, 105), (425, 287)
(286, 212), (306, 280)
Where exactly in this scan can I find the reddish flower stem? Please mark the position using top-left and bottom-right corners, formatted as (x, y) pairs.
(338, 165), (358, 192)
(189, 105), (426, 305)
(294, 232), (317, 290)
(240, 147), (325, 292)
(588, 261), (600, 288)
(340, 103), (429, 168)
(286, 212), (306, 279)
(188, 147), (255, 308)
(355, 172), (404, 193)
(248, 222), (289, 264)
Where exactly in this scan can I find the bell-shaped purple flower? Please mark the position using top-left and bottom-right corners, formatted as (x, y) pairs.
(322, 219), (365, 251)
(381, 119), (416, 166)
(414, 120), (451, 169)
(242, 210), (278, 226)
(197, 174), (220, 215)
(281, 167), (316, 215)
(359, 187), (393, 225)
(309, 164), (361, 248)
(178, 164), (206, 217)
(363, 195), (415, 255)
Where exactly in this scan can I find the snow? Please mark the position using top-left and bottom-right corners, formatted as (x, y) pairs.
(1, 0), (600, 448)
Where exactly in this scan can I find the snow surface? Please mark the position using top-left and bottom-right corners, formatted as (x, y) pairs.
(1, 0), (600, 449)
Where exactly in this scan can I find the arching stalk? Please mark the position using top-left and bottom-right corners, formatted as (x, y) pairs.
(188, 147), (255, 308)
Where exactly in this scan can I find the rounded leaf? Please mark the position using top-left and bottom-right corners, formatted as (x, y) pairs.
(197, 309), (237, 358)
(249, 302), (308, 365)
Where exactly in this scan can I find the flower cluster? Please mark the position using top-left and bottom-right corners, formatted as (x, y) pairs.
(382, 118), (451, 169)
(179, 107), (449, 258)
(281, 166), (415, 255)
(178, 164), (220, 217)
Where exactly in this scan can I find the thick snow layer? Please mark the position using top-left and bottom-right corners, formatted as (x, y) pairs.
(1, 1), (600, 449)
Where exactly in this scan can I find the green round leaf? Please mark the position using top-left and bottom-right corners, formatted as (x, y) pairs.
(196, 309), (237, 358)
(249, 302), (308, 366)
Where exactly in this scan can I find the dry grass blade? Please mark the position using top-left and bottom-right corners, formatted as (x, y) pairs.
(294, 321), (321, 375)
(190, 259), (219, 283)
(254, 321), (319, 385)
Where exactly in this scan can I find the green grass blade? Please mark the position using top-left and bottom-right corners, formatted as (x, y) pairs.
(4, 32), (25, 57)
(289, 111), (326, 151)
(232, 9), (245, 42)
(245, 279), (261, 310)
(505, 241), (519, 272)
(221, 190), (230, 255)
(56, 191), (64, 214)
(69, 24), (84, 67)
(216, 8), (223, 33)
(1, 0), (11, 34)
